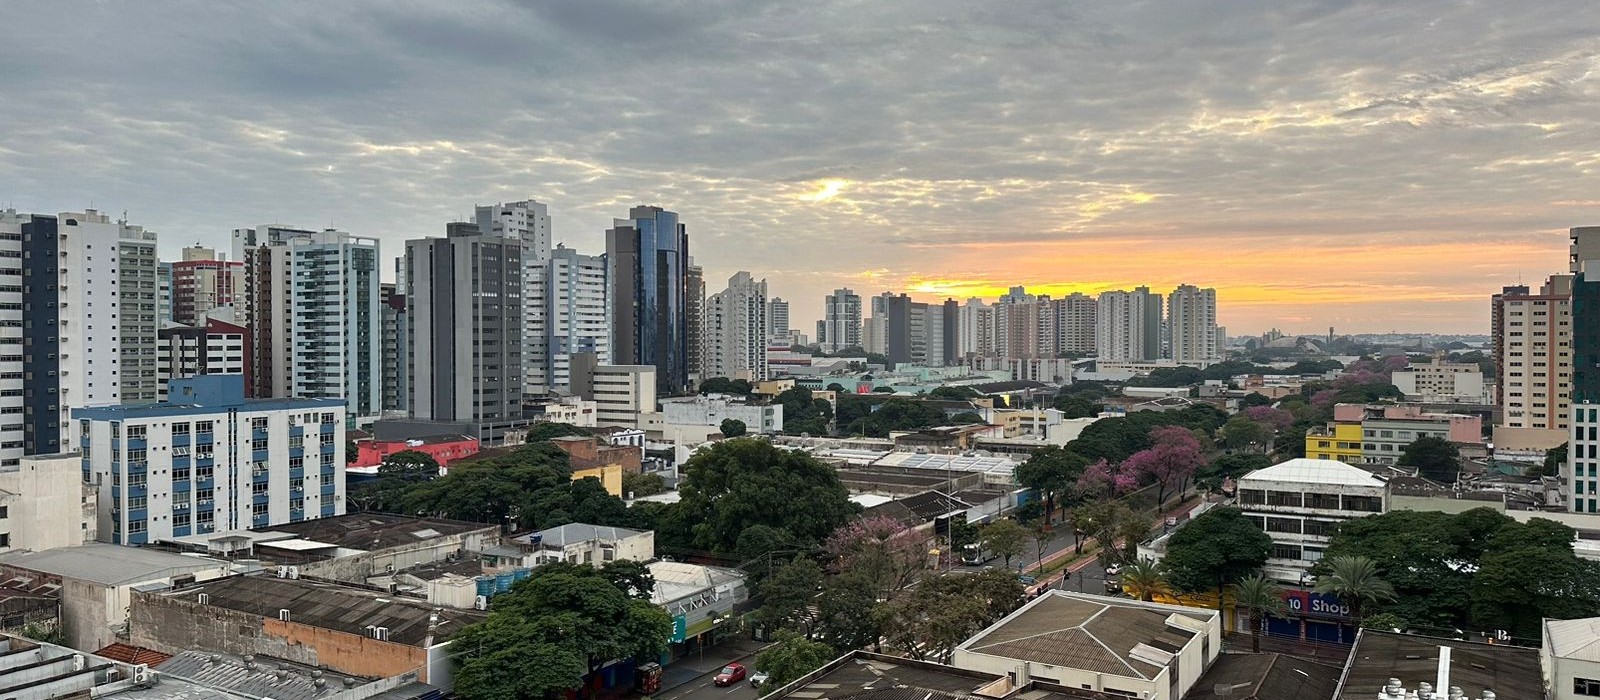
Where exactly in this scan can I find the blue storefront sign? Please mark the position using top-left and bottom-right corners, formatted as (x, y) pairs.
(671, 614), (688, 643)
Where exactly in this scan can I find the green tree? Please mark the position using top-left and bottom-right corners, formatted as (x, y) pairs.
(1397, 435), (1462, 483)
(1014, 446), (1088, 523)
(1313, 555), (1396, 626)
(928, 386), (980, 400)
(453, 563), (671, 700)
(1534, 442), (1567, 477)
(719, 418), (748, 438)
(1162, 507), (1271, 611)
(621, 471), (666, 498)
(346, 440), (360, 465)
(874, 569), (1023, 662)
(1195, 453), (1269, 492)
(777, 386), (834, 436)
(1361, 612), (1408, 632)
(814, 572), (882, 652)
(378, 449), (441, 481)
(755, 631), (836, 689)
(1319, 509), (1491, 629)
(1072, 500), (1151, 566)
(700, 377), (754, 395)
(1470, 521), (1600, 639)
(675, 440), (859, 553)
(1220, 415), (1270, 452)
(1053, 394), (1101, 419)
(526, 421), (594, 442)
(1232, 574), (1286, 653)
(980, 519), (1028, 568)
(755, 556), (824, 636)
(1118, 557), (1171, 602)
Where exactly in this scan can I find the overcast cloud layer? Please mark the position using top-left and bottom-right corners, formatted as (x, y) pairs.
(3, 0), (1597, 334)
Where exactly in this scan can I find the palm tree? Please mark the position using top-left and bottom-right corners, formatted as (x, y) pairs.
(1232, 574), (1286, 653)
(1313, 554), (1397, 628)
(1119, 557), (1171, 602)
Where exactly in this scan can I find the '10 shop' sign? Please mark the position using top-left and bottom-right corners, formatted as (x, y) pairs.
(1282, 590), (1352, 618)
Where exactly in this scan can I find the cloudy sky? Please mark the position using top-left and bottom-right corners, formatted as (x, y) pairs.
(3, 0), (1597, 334)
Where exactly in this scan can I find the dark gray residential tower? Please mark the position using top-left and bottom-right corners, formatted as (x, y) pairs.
(405, 222), (523, 426)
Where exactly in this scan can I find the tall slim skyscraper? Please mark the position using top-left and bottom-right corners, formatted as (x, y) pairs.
(233, 226), (382, 425)
(768, 297), (791, 345)
(957, 298), (995, 359)
(476, 200), (551, 399)
(380, 283), (408, 414)
(1137, 286), (1164, 360)
(685, 262), (705, 383)
(406, 222), (523, 427)
(607, 206), (691, 394)
(820, 288), (863, 353)
(1565, 226), (1600, 512)
(1096, 289), (1148, 362)
(0, 208), (160, 463)
(703, 272), (769, 381)
(1167, 284), (1219, 362)
(1494, 274), (1571, 450)
(541, 245), (611, 393)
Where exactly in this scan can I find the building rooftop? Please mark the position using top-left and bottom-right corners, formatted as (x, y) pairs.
(1545, 616), (1600, 663)
(958, 591), (1214, 681)
(873, 451), (1022, 476)
(165, 575), (486, 647)
(1333, 630), (1543, 700)
(255, 514), (494, 551)
(1240, 458), (1388, 488)
(764, 651), (1003, 700)
(1186, 653), (1342, 700)
(0, 544), (226, 586)
(648, 561), (744, 608)
(517, 522), (646, 548)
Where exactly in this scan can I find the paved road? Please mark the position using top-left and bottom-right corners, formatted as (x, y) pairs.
(655, 638), (771, 700)
(658, 670), (766, 700)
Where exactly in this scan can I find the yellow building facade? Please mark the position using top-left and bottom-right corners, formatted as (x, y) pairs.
(571, 463), (624, 497)
(1304, 422), (1364, 463)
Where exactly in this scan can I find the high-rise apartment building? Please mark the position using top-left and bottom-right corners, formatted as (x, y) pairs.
(1490, 283), (1529, 406)
(170, 245), (244, 326)
(1096, 289), (1149, 362)
(405, 222), (523, 428)
(1053, 292), (1097, 356)
(942, 299), (959, 365)
(380, 283), (408, 414)
(1167, 284), (1219, 363)
(607, 206), (691, 394)
(75, 375), (346, 544)
(233, 226), (382, 425)
(476, 200), (552, 399)
(540, 245), (611, 393)
(703, 272), (769, 381)
(685, 262), (705, 383)
(994, 290), (1054, 360)
(820, 288), (862, 353)
(882, 293), (946, 366)
(1139, 286), (1165, 360)
(957, 298), (996, 359)
(0, 209), (160, 462)
(768, 297), (790, 345)
(1494, 274), (1571, 451)
(156, 318), (249, 402)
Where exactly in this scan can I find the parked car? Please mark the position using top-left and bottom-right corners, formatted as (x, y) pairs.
(714, 663), (748, 687)
(750, 671), (771, 688)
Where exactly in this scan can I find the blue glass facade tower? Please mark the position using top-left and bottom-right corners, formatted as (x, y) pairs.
(607, 206), (691, 394)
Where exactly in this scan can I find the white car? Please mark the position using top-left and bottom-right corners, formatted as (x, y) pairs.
(1105, 564), (1123, 577)
(750, 671), (771, 688)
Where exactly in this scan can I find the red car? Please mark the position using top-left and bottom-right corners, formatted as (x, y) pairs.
(713, 663), (747, 687)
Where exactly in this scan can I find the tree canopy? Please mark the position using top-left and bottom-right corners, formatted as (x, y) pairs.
(755, 631), (836, 690)
(1397, 435), (1462, 483)
(719, 418), (748, 438)
(1162, 507), (1271, 599)
(776, 386), (834, 436)
(1321, 508), (1600, 639)
(1014, 446), (1088, 521)
(700, 377), (754, 395)
(672, 439), (859, 554)
(453, 562), (671, 700)
(396, 442), (640, 530)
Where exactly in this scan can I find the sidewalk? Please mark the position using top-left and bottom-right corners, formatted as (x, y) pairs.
(1025, 495), (1203, 583)
(658, 637), (771, 695)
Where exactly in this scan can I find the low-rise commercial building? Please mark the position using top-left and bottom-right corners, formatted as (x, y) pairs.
(651, 561), (747, 660)
(1305, 404), (1482, 467)
(1235, 458), (1389, 583)
(0, 453), (97, 554)
(951, 591), (1221, 700)
(660, 395), (784, 434)
(513, 523), (655, 567)
(0, 544), (232, 651)
(1392, 358), (1490, 404)
(131, 575), (482, 689)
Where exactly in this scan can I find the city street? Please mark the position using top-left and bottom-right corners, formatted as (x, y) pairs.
(654, 638), (771, 700)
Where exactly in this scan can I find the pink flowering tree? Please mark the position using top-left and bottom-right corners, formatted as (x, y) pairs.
(1244, 406), (1294, 432)
(1122, 426), (1207, 506)
(824, 515), (927, 597)
(1076, 458), (1139, 502)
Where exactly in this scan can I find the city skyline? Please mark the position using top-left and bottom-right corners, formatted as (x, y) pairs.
(4, 1), (1598, 334)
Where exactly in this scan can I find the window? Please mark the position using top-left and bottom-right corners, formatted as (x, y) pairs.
(1575, 678), (1600, 697)
(252, 417), (268, 431)
(1265, 517), (1301, 534)
(1266, 491), (1302, 507)
(1270, 543), (1302, 560)
(128, 425), (146, 440)
(1238, 489), (1265, 506)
